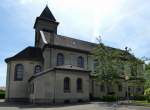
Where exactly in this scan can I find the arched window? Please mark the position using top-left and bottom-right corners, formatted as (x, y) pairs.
(34, 65), (42, 74)
(64, 77), (70, 92)
(77, 78), (82, 92)
(77, 56), (84, 68)
(57, 53), (64, 66)
(14, 64), (24, 81)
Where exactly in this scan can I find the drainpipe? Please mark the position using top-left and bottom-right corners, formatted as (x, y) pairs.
(53, 70), (56, 104)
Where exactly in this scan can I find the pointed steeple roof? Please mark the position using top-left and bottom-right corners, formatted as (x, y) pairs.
(40, 5), (56, 21)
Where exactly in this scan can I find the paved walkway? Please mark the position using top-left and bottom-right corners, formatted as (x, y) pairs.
(0, 100), (149, 110)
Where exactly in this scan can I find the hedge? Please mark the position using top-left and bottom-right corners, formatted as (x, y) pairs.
(103, 95), (118, 102)
(133, 95), (146, 101)
(0, 91), (5, 99)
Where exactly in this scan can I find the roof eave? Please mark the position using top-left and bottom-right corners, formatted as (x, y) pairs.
(33, 17), (59, 29)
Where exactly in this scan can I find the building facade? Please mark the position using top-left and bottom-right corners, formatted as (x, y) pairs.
(5, 6), (145, 104)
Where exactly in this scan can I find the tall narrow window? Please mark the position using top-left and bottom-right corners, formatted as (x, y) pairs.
(100, 84), (105, 92)
(77, 78), (82, 92)
(93, 59), (98, 70)
(34, 65), (41, 74)
(64, 77), (70, 92)
(14, 64), (24, 81)
(77, 56), (84, 68)
(118, 85), (122, 92)
(57, 53), (64, 66)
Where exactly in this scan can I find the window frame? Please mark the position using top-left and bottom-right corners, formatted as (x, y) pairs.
(64, 77), (70, 93)
(57, 53), (64, 66)
(14, 64), (24, 81)
(34, 65), (42, 74)
(77, 78), (83, 92)
(93, 59), (98, 71)
(77, 56), (84, 68)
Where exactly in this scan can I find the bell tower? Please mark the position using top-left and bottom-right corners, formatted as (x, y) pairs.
(34, 6), (59, 69)
(34, 5), (59, 33)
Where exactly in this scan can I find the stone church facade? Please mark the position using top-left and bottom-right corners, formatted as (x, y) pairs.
(5, 6), (145, 104)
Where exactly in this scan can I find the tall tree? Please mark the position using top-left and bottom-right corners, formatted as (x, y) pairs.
(92, 36), (145, 95)
(92, 36), (125, 94)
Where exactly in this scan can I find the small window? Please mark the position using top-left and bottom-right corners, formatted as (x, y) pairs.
(14, 64), (24, 81)
(77, 78), (83, 92)
(100, 84), (105, 92)
(64, 77), (70, 92)
(57, 53), (64, 66)
(118, 85), (122, 92)
(77, 56), (84, 68)
(34, 65), (42, 74)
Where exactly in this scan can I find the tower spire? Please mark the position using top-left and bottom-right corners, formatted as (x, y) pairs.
(40, 5), (56, 21)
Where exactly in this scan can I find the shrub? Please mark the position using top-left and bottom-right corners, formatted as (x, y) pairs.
(0, 91), (5, 99)
(144, 88), (150, 102)
(103, 95), (117, 102)
(147, 97), (150, 102)
(133, 95), (146, 101)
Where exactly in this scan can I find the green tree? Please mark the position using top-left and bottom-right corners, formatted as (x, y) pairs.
(92, 36), (145, 95)
(144, 63), (150, 89)
(144, 88), (150, 102)
(92, 36), (125, 94)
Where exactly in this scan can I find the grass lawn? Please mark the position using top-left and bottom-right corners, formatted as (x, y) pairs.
(131, 100), (150, 106)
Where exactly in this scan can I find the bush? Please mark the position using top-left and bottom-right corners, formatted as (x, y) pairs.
(103, 95), (118, 102)
(144, 88), (150, 102)
(0, 91), (5, 99)
(147, 97), (150, 102)
(133, 95), (146, 101)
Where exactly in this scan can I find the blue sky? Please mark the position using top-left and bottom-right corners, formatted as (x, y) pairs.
(0, 0), (150, 86)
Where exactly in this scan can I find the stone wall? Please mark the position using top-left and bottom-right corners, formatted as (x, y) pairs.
(6, 60), (42, 101)
(31, 69), (89, 104)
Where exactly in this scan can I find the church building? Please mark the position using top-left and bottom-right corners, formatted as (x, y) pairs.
(5, 6), (145, 104)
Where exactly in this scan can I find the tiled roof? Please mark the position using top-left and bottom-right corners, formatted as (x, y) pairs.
(5, 46), (43, 63)
(54, 35), (96, 52)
